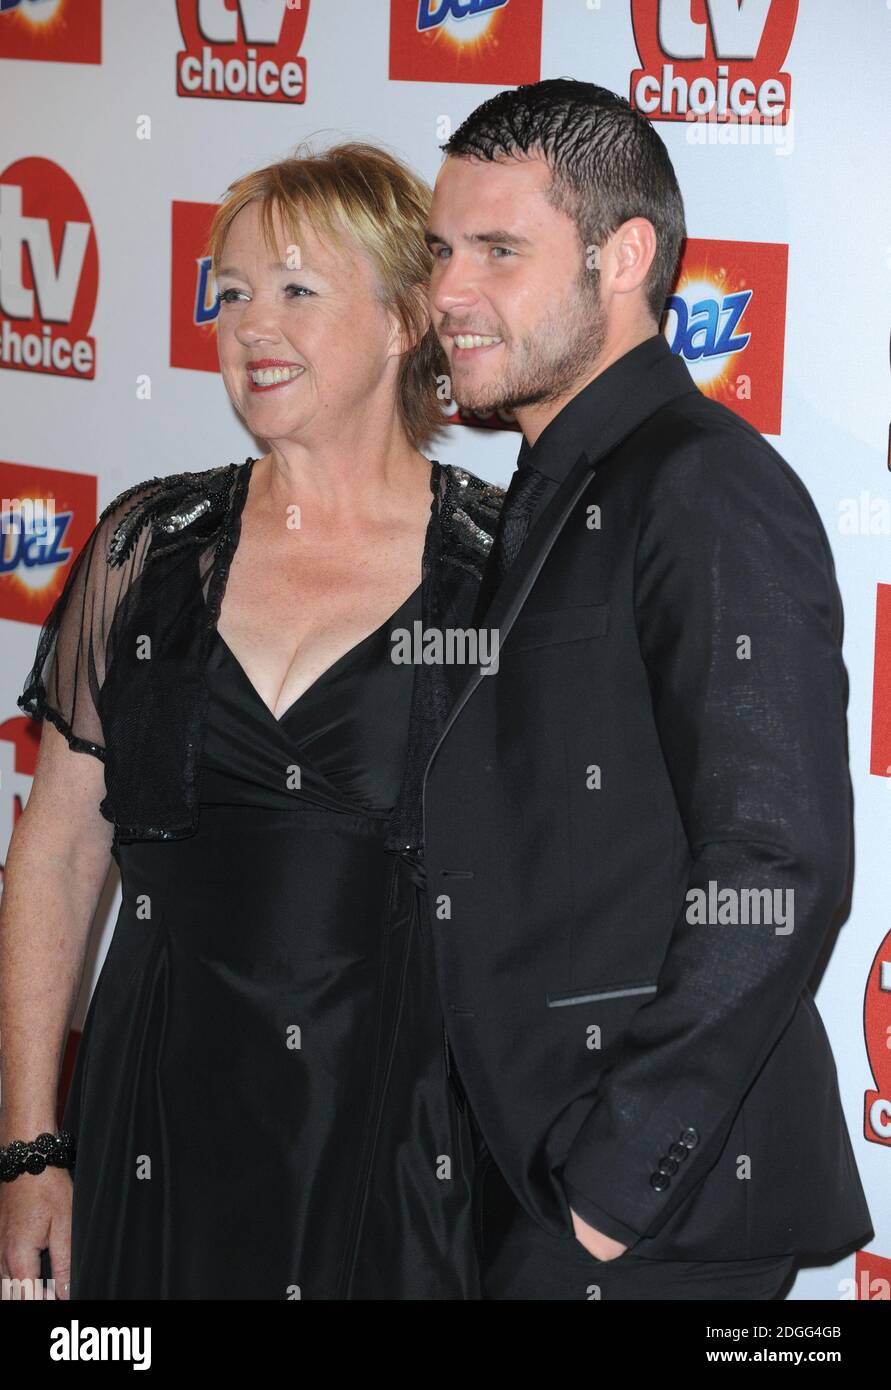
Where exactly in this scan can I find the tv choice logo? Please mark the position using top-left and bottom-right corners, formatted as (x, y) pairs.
(389, 0), (541, 86)
(0, 461), (97, 626)
(630, 0), (798, 124)
(0, 158), (98, 380)
(864, 926), (891, 1148)
(662, 238), (787, 435)
(175, 0), (309, 103)
(0, 0), (101, 64)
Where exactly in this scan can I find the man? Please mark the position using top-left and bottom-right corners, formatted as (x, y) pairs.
(421, 79), (873, 1300)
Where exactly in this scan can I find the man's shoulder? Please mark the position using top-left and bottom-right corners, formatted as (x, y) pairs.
(631, 390), (818, 523)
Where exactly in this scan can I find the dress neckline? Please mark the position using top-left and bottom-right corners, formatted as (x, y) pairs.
(213, 579), (422, 726)
(210, 455), (437, 726)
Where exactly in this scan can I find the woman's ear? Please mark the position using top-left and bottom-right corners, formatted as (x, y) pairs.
(387, 283), (431, 357)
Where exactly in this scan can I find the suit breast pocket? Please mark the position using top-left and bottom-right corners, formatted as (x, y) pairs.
(503, 602), (610, 655)
(546, 980), (658, 1008)
(545, 979), (659, 1066)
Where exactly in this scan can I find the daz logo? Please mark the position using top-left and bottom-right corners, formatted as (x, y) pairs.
(176, 0), (310, 104)
(630, 0), (797, 123)
(170, 201), (221, 374)
(0, 158), (98, 380)
(662, 237), (787, 435)
(0, 461), (96, 625)
(0, 0), (101, 64)
(389, 0), (541, 86)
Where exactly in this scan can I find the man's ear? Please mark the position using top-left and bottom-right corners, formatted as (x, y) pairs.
(604, 217), (658, 297)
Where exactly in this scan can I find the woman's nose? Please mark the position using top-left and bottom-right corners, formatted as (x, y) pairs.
(235, 296), (281, 340)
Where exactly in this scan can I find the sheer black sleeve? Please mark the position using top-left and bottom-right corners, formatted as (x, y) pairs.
(17, 486), (154, 762)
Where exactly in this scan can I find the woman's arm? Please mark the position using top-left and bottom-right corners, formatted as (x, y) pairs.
(0, 718), (114, 1296)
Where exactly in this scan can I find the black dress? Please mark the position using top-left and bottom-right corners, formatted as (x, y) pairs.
(61, 579), (480, 1299)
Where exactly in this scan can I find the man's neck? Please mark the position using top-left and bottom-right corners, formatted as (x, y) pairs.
(516, 324), (659, 448)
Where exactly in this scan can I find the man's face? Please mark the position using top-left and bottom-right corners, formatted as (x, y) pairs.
(426, 154), (607, 417)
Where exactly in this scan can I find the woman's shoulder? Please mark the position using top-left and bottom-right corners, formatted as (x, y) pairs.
(436, 461), (506, 567)
(440, 461), (506, 508)
(97, 458), (250, 569)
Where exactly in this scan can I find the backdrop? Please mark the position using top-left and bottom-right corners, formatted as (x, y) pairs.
(1, 0), (889, 1302)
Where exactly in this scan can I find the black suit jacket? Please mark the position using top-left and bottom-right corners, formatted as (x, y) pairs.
(422, 335), (874, 1260)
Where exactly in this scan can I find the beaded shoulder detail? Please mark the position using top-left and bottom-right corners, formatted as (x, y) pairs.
(104, 461), (244, 569)
(102, 457), (505, 576)
(438, 464), (505, 578)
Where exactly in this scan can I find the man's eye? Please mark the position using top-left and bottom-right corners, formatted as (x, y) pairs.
(491, 246), (514, 259)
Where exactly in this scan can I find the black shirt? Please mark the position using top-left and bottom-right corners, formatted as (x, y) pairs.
(512, 333), (675, 528)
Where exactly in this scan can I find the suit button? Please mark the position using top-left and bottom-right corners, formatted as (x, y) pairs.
(680, 1127), (699, 1148)
(656, 1156), (679, 1176)
(650, 1172), (671, 1191)
(668, 1142), (688, 1161)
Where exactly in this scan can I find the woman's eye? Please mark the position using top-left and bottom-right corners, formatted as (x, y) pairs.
(215, 285), (313, 305)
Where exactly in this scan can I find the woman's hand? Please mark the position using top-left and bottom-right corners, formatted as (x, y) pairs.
(570, 1206), (628, 1261)
(0, 1166), (73, 1299)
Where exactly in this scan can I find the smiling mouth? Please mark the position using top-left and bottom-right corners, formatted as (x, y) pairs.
(447, 333), (503, 361)
(451, 334), (503, 352)
(247, 364), (305, 391)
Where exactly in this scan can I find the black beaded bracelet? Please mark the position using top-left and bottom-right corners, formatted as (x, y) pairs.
(0, 1130), (76, 1182)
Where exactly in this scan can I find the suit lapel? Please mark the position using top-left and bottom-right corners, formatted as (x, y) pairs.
(423, 449), (595, 786)
(422, 343), (700, 811)
(423, 348), (701, 788)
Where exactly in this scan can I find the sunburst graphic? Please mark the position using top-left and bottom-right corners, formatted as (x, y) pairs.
(6, 0), (66, 33)
(666, 262), (752, 396)
(424, 7), (506, 59)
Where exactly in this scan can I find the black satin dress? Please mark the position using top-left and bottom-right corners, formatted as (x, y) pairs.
(62, 583), (480, 1299)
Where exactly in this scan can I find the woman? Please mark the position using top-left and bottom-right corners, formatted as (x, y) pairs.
(0, 142), (503, 1299)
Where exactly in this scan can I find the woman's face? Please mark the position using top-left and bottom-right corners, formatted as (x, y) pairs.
(215, 200), (403, 446)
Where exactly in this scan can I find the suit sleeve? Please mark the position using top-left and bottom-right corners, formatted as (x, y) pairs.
(559, 428), (851, 1241)
(562, 1180), (643, 1248)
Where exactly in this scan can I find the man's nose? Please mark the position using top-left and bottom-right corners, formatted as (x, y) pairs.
(429, 252), (478, 314)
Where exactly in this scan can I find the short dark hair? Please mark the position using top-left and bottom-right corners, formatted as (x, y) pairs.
(441, 78), (686, 322)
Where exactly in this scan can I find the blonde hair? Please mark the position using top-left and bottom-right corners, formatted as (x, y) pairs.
(206, 140), (448, 450)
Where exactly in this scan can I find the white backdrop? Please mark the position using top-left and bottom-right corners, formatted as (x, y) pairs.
(1, 0), (890, 1302)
